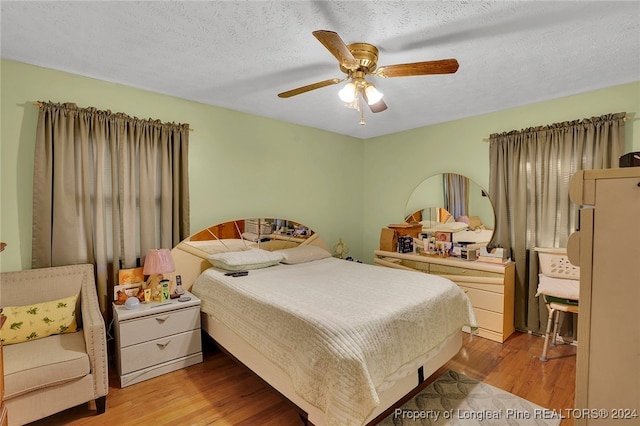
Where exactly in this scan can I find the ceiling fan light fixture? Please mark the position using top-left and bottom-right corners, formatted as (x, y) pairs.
(364, 84), (383, 105)
(338, 82), (356, 103)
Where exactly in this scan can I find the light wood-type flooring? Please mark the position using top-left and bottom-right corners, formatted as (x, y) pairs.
(27, 331), (576, 426)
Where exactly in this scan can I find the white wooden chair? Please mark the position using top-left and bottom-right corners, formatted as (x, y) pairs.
(534, 248), (580, 361)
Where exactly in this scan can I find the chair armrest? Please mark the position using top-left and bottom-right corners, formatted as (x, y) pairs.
(81, 276), (109, 398)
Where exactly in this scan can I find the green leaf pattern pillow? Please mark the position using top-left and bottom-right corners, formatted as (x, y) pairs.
(0, 294), (78, 345)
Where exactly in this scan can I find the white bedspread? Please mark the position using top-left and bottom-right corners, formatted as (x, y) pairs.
(192, 257), (477, 426)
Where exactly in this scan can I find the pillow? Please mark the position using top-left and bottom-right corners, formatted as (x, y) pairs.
(456, 215), (470, 225)
(468, 216), (483, 230)
(433, 222), (469, 232)
(419, 220), (438, 228)
(275, 245), (332, 264)
(184, 239), (250, 255)
(0, 294), (79, 345)
(208, 248), (284, 271)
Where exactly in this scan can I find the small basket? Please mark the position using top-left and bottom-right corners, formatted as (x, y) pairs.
(536, 249), (580, 280)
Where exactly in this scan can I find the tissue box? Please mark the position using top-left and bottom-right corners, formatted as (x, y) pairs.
(479, 246), (508, 258)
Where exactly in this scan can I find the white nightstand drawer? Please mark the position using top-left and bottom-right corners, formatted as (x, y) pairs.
(120, 353), (203, 388)
(119, 306), (200, 347)
(120, 329), (202, 374)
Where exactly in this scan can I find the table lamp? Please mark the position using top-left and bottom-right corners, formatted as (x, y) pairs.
(143, 249), (175, 302)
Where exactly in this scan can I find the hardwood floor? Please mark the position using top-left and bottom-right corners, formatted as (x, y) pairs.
(27, 331), (576, 426)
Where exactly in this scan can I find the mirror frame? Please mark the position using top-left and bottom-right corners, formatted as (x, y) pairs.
(405, 173), (496, 239)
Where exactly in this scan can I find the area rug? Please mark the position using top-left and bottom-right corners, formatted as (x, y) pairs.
(378, 370), (561, 425)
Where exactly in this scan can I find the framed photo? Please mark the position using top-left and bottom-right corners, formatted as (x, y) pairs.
(435, 231), (452, 242)
(115, 267), (145, 303)
(118, 267), (144, 284)
(114, 283), (143, 299)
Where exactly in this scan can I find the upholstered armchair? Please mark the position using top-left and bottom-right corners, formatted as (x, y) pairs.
(0, 264), (108, 425)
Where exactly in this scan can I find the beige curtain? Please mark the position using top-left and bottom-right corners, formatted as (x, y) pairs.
(32, 102), (190, 313)
(488, 112), (625, 335)
(443, 173), (469, 220)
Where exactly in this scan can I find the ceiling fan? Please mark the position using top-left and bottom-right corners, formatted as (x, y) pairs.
(278, 30), (459, 121)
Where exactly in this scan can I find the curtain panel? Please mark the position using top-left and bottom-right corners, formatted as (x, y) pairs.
(488, 112), (625, 335)
(444, 173), (469, 220)
(32, 102), (190, 313)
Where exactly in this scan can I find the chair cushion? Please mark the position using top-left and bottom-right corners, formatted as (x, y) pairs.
(536, 274), (579, 300)
(3, 331), (90, 399)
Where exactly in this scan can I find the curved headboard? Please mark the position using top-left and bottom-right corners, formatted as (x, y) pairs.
(171, 218), (330, 291)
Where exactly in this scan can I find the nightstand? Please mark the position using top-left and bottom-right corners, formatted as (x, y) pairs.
(113, 291), (203, 387)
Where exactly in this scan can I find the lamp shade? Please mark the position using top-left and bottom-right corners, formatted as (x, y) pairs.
(365, 84), (383, 104)
(338, 82), (356, 103)
(143, 249), (175, 275)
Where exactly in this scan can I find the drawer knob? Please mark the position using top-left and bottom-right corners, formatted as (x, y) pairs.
(155, 316), (169, 323)
(156, 340), (171, 350)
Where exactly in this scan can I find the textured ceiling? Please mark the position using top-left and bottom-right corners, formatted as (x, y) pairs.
(2, 1), (639, 139)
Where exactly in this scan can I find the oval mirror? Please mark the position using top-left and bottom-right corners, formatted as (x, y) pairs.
(405, 173), (495, 245)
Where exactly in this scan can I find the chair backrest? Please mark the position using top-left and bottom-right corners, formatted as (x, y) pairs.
(534, 247), (580, 280)
(0, 264), (94, 307)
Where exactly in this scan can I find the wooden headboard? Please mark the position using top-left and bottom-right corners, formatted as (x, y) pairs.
(171, 218), (330, 291)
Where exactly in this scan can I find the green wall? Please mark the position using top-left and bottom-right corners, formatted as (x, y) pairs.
(1, 59), (639, 270)
(0, 59), (364, 271)
(362, 81), (640, 263)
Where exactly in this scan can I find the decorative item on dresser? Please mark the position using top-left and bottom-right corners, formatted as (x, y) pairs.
(374, 250), (515, 343)
(112, 292), (203, 388)
(567, 167), (640, 425)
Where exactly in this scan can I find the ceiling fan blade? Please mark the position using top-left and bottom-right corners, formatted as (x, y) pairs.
(312, 30), (359, 70)
(277, 78), (343, 98)
(375, 59), (459, 78)
(368, 98), (388, 113)
(362, 90), (388, 113)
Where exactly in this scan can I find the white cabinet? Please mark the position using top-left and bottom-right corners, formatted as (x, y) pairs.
(568, 168), (640, 425)
(113, 292), (203, 387)
(374, 250), (515, 342)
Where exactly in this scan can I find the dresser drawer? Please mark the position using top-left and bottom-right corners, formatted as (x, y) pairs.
(118, 306), (200, 347)
(459, 285), (504, 313)
(473, 307), (504, 333)
(430, 263), (503, 279)
(120, 329), (202, 374)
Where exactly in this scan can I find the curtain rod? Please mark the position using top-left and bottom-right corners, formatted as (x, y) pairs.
(32, 102), (194, 131)
(482, 115), (630, 142)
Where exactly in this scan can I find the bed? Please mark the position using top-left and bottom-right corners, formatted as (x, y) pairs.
(171, 218), (477, 426)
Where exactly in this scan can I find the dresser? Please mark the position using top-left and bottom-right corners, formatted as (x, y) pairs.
(113, 292), (203, 387)
(567, 168), (640, 425)
(374, 250), (515, 342)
